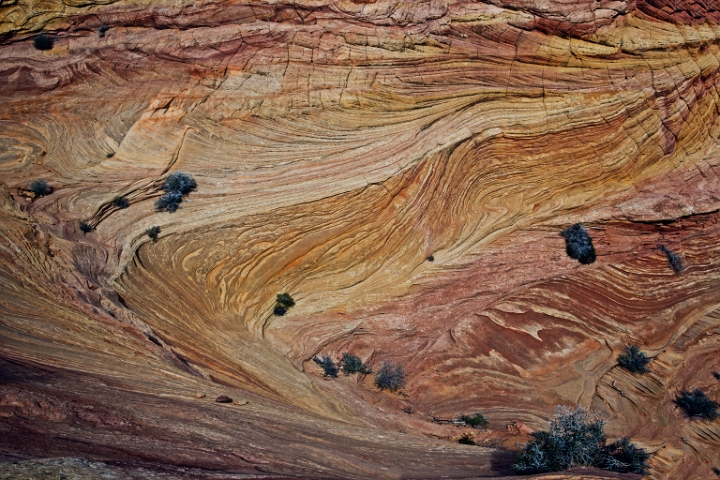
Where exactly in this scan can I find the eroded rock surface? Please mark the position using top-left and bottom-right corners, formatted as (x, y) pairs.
(1, 0), (719, 478)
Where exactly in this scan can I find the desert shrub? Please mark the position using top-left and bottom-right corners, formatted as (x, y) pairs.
(155, 192), (183, 212)
(617, 345), (651, 374)
(513, 406), (648, 475)
(273, 305), (287, 316)
(596, 437), (650, 474)
(560, 224), (596, 264)
(374, 360), (405, 392)
(713, 371), (720, 380)
(674, 389), (719, 420)
(460, 413), (489, 429)
(659, 245), (686, 273)
(113, 196), (129, 209)
(458, 433), (475, 445)
(427, 254), (434, 262)
(146, 226), (161, 241)
(163, 172), (196, 195)
(29, 180), (52, 197)
(341, 353), (371, 375)
(276, 293), (295, 308)
(713, 467), (720, 475)
(79, 221), (93, 233)
(33, 34), (54, 50)
(98, 25), (109, 37)
(313, 355), (338, 378)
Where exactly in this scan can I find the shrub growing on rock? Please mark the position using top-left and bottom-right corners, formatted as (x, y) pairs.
(98, 25), (110, 38)
(617, 345), (651, 374)
(460, 412), (489, 429)
(33, 34), (54, 50)
(458, 433), (475, 445)
(513, 406), (648, 475)
(560, 224), (596, 264)
(374, 360), (405, 392)
(146, 226), (161, 241)
(713, 371), (720, 380)
(313, 355), (338, 378)
(29, 180), (52, 197)
(659, 245), (686, 273)
(79, 221), (93, 233)
(273, 293), (295, 316)
(674, 389), (719, 420)
(113, 196), (129, 209)
(155, 172), (196, 212)
(341, 353), (371, 375)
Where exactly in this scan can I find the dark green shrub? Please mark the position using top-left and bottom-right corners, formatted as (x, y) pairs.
(458, 433), (475, 445)
(713, 371), (720, 380)
(276, 293), (295, 308)
(155, 192), (183, 212)
(674, 389), (718, 420)
(712, 467), (720, 475)
(427, 255), (434, 262)
(98, 25), (109, 37)
(33, 34), (54, 50)
(596, 437), (650, 474)
(617, 345), (651, 374)
(113, 196), (129, 209)
(460, 413), (489, 429)
(341, 353), (371, 375)
(29, 180), (52, 197)
(561, 224), (596, 264)
(146, 226), (161, 241)
(513, 406), (648, 475)
(273, 305), (287, 316)
(313, 355), (338, 378)
(374, 360), (405, 392)
(659, 245), (685, 273)
(155, 173), (196, 212)
(79, 221), (93, 233)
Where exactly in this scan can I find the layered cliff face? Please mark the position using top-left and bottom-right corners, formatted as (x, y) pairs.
(1, 0), (720, 478)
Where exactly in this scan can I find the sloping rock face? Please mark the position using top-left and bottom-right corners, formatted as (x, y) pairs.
(1, 0), (720, 478)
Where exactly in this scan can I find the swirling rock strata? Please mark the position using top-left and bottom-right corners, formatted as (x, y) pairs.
(1, 0), (720, 478)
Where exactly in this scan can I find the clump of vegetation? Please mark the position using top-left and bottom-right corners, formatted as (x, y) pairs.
(674, 389), (719, 420)
(713, 371), (720, 380)
(146, 226), (161, 242)
(341, 353), (371, 375)
(273, 292), (295, 316)
(561, 224), (596, 264)
(513, 406), (649, 475)
(29, 180), (52, 197)
(313, 355), (338, 378)
(427, 254), (434, 262)
(458, 433), (475, 445)
(113, 196), (129, 209)
(460, 412), (489, 429)
(374, 360), (405, 392)
(33, 34), (54, 50)
(712, 466), (720, 475)
(659, 245), (686, 274)
(79, 221), (93, 233)
(98, 25), (110, 38)
(617, 345), (651, 374)
(155, 172), (196, 212)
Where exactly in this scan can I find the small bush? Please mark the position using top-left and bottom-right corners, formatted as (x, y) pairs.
(113, 196), (129, 209)
(712, 466), (720, 475)
(33, 34), (54, 51)
(79, 221), (93, 233)
(273, 305), (287, 316)
(146, 226), (161, 241)
(460, 412), (489, 429)
(659, 245), (686, 273)
(458, 433), (475, 445)
(374, 360), (405, 392)
(674, 389), (719, 420)
(427, 254), (434, 262)
(713, 371), (720, 380)
(617, 345), (651, 374)
(163, 172), (196, 195)
(341, 353), (371, 375)
(29, 180), (52, 197)
(513, 406), (648, 475)
(276, 293), (295, 308)
(561, 224), (596, 264)
(155, 192), (183, 212)
(313, 355), (338, 378)
(98, 25), (109, 37)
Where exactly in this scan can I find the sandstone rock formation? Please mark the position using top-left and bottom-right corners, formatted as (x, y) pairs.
(1, 0), (720, 478)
